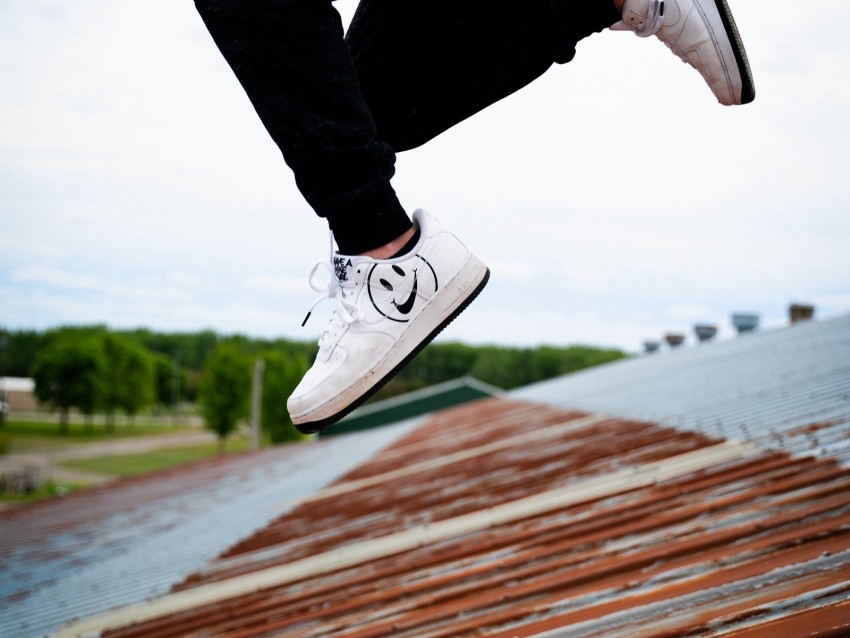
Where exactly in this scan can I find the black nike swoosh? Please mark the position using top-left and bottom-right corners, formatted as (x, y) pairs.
(395, 271), (418, 315)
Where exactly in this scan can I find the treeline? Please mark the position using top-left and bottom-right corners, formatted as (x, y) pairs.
(1, 327), (315, 402)
(0, 326), (626, 444)
(387, 343), (628, 398)
(1, 326), (314, 445)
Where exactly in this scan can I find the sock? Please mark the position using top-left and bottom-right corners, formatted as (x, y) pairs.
(389, 227), (421, 259)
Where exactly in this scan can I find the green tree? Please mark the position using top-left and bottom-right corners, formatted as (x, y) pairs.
(119, 341), (155, 422)
(260, 350), (309, 444)
(376, 342), (478, 400)
(198, 342), (251, 452)
(0, 328), (45, 377)
(152, 353), (186, 410)
(99, 334), (155, 428)
(529, 346), (565, 381)
(559, 345), (626, 375)
(469, 346), (527, 389)
(32, 334), (106, 433)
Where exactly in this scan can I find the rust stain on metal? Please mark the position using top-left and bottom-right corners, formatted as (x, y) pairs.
(64, 397), (850, 638)
(788, 418), (846, 437)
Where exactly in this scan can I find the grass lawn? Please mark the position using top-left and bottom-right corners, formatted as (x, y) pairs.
(3, 419), (196, 453)
(0, 480), (87, 505)
(58, 438), (252, 478)
(1, 418), (252, 505)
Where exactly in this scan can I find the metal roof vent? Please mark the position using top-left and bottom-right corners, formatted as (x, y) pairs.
(789, 303), (815, 324)
(731, 313), (759, 334)
(643, 340), (661, 354)
(664, 333), (685, 348)
(694, 324), (718, 343)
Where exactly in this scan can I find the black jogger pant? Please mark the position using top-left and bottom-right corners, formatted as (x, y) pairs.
(194, 0), (619, 254)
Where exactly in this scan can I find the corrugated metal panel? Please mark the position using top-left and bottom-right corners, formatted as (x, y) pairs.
(515, 314), (850, 465)
(53, 396), (850, 637)
(0, 421), (419, 638)
(17, 315), (850, 637)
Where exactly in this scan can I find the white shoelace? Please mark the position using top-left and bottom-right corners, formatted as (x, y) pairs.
(612, 0), (665, 38)
(301, 234), (362, 351)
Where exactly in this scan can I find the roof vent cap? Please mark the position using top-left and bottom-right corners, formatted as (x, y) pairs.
(643, 340), (661, 354)
(694, 324), (718, 343)
(789, 303), (815, 324)
(664, 333), (685, 348)
(731, 313), (759, 334)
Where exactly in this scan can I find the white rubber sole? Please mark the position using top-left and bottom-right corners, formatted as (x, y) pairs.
(695, 0), (755, 104)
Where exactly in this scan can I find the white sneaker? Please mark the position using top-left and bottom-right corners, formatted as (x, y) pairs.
(288, 209), (489, 433)
(613, 0), (755, 105)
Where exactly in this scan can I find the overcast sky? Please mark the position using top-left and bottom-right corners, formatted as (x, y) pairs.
(2, 1), (848, 352)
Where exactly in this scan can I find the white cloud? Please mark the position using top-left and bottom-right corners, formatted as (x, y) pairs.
(244, 275), (306, 294)
(11, 267), (102, 291)
(813, 294), (850, 311)
(561, 265), (620, 293)
(486, 260), (538, 283)
(9, 266), (196, 305)
(449, 307), (661, 352)
(666, 304), (717, 321)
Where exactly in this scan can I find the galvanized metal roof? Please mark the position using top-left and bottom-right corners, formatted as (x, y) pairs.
(516, 313), (850, 465)
(54, 394), (850, 636)
(11, 315), (850, 637)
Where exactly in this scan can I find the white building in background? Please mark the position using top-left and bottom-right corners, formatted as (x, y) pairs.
(0, 377), (38, 412)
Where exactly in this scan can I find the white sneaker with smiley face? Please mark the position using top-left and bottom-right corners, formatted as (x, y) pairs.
(288, 209), (490, 433)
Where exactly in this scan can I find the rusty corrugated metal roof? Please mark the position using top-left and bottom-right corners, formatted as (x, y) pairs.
(0, 421), (419, 638)
(54, 395), (850, 637)
(15, 314), (850, 637)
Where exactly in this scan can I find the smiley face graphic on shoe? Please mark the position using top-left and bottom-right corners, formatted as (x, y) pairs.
(367, 255), (438, 322)
(383, 266), (418, 314)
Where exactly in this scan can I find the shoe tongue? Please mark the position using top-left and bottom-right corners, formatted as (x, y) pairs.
(332, 254), (363, 283)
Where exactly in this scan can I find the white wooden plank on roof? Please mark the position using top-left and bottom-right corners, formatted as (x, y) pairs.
(53, 440), (758, 638)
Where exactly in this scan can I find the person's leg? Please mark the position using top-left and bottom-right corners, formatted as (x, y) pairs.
(193, 0), (411, 255)
(345, 0), (752, 158)
(346, 0), (620, 152)
(194, 0), (490, 433)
